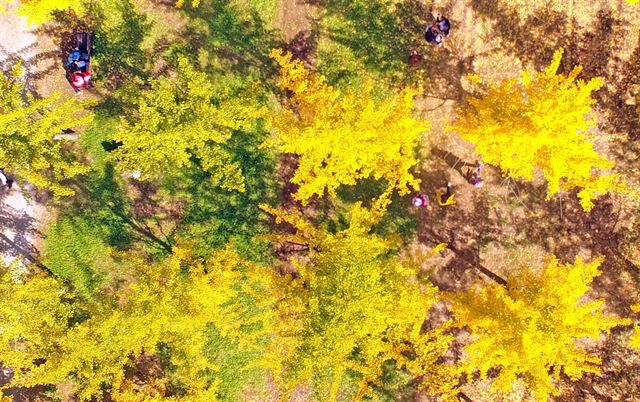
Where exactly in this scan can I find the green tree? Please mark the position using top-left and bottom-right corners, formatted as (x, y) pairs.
(448, 256), (629, 400)
(0, 64), (93, 196)
(259, 196), (456, 401)
(112, 56), (259, 192)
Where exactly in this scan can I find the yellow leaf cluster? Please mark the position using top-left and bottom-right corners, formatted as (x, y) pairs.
(113, 56), (259, 191)
(0, 64), (93, 196)
(175, 0), (200, 7)
(448, 256), (629, 401)
(260, 200), (456, 400)
(265, 49), (428, 204)
(631, 302), (640, 350)
(452, 48), (620, 211)
(0, 0), (84, 25)
(0, 246), (271, 400)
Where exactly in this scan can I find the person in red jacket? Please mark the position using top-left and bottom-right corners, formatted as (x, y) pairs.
(71, 71), (92, 90)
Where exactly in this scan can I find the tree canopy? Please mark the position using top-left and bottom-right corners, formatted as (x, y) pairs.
(259, 197), (456, 400)
(0, 63), (93, 196)
(265, 49), (428, 205)
(452, 48), (621, 211)
(448, 256), (628, 400)
(112, 56), (259, 192)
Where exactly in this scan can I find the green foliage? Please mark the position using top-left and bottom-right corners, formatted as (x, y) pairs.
(179, 0), (280, 82)
(260, 199), (454, 401)
(43, 217), (111, 298)
(315, 0), (426, 86)
(89, 0), (152, 89)
(167, 122), (277, 261)
(112, 56), (259, 191)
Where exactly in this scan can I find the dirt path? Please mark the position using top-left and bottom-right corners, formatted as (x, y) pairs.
(275, 0), (315, 41)
(0, 1), (52, 268)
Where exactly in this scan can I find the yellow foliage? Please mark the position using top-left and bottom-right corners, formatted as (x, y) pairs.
(259, 200), (457, 400)
(0, 0), (83, 25)
(175, 0), (200, 7)
(265, 49), (428, 205)
(448, 256), (629, 401)
(631, 302), (640, 350)
(0, 247), (271, 400)
(113, 56), (259, 191)
(452, 48), (621, 211)
(0, 63), (93, 196)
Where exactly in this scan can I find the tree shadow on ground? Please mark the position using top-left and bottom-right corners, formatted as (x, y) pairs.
(556, 332), (640, 401)
(310, 0), (488, 103)
(174, 128), (278, 262)
(88, 0), (153, 91)
(34, 1), (152, 95)
(311, 0), (430, 84)
(469, 0), (639, 137)
(417, 143), (640, 307)
(0, 186), (42, 267)
(62, 163), (173, 255)
(0, 42), (60, 96)
(180, 0), (283, 83)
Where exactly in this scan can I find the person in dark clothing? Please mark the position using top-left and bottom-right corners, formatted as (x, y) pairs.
(424, 23), (442, 45)
(424, 14), (451, 45)
(437, 15), (451, 36)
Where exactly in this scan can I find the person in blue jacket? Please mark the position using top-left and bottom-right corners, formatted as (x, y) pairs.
(64, 49), (81, 67)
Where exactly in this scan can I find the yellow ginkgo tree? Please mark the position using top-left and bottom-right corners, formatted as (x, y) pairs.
(631, 302), (640, 350)
(259, 195), (457, 401)
(112, 56), (259, 191)
(0, 63), (93, 196)
(448, 256), (629, 401)
(0, 247), (272, 401)
(265, 49), (428, 205)
(453, 48), (622, 211)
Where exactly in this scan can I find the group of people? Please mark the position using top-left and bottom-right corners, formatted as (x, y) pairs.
(425, 15), (451, 45)
(408, 14), (452, 67)
(412, 162), (483, 209)
(64, 48), (92, 90)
